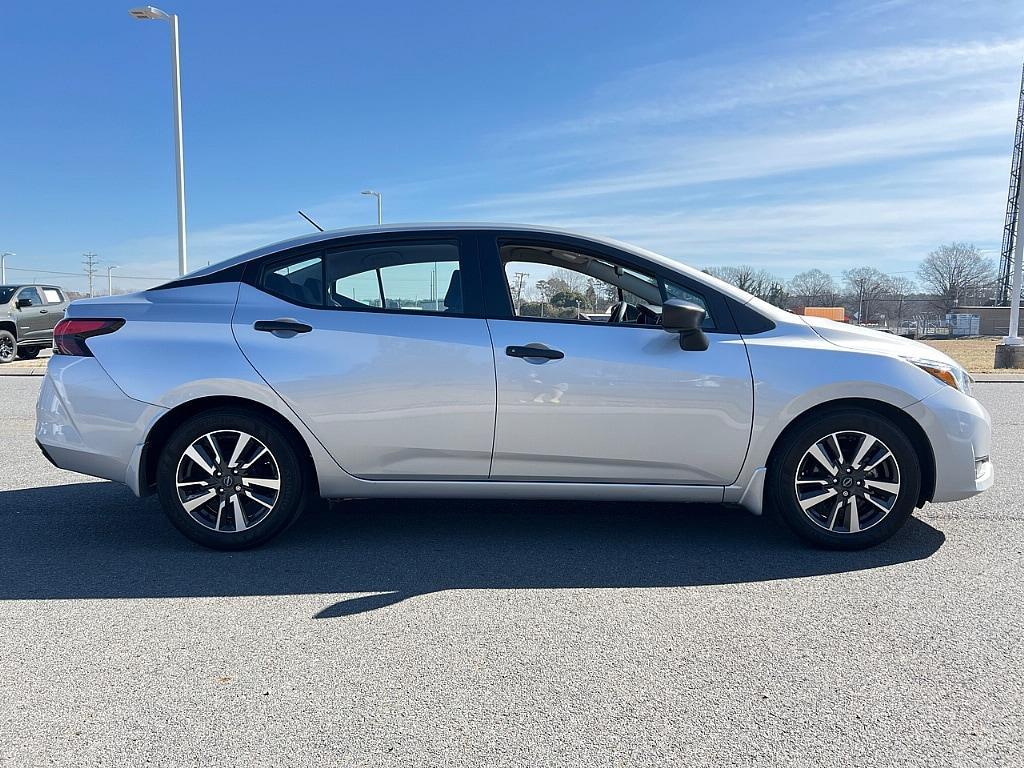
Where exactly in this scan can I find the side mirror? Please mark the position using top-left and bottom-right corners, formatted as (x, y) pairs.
(16, 298), (33, 308)
(661, 299), (709, 351)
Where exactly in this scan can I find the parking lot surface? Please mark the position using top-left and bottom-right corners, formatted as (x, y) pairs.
(0, 376), (1021, 767)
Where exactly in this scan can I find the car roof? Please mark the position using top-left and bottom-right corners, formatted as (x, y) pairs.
(169, 222), (761, 305)
(177, 223), (607, 280)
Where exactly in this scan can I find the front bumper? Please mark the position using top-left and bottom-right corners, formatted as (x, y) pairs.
(904, 384), (993, 503)
(35, 356), (166, 495)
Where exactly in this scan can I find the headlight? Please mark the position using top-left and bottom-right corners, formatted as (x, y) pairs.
(904, 357), (973, 397)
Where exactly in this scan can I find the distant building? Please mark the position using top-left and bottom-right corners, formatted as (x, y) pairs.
(953, 306), (1024, 336)
(792, 306), (846, 322)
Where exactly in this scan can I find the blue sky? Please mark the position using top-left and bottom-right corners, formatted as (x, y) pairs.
(2, 0), (1023, 292)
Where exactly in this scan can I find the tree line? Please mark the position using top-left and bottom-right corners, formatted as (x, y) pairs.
(706, 242), (997, 325)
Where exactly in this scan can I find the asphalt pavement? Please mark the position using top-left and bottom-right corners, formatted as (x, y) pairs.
(0, 376), (1021, 767)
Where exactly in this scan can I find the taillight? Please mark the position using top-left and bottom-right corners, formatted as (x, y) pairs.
(53, 318), (125, 356)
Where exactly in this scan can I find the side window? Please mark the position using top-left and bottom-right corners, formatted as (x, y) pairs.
(500, 244), (661, 324)
(41, 288), (64, 304)
(325, 242), (463, 314)
(18, 287), (42, 306)
(261, 254), (324, 306)
(663, 279), (714, 329)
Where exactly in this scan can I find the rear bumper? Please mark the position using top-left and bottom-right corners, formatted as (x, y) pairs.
(35, 356), (166, 495)
(904, 385), (993, 503)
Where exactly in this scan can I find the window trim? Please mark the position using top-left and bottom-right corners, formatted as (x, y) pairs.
(483, 234), (735, 333)
(247, 232), (486, 318)
(16, 286), (43, 306)
(41, 287), (65, 305)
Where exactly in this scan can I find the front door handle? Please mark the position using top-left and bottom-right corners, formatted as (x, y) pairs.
(254, 319), (313, 335)
(506, 344), (564, 360)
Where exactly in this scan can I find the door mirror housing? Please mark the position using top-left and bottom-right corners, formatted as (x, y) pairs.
(16, 298), (33, 309)
(661, 299), (709, 351)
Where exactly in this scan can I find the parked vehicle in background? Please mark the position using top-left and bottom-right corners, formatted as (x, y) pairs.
(33, 225), (992, 551)
(0, 284), (68, 363)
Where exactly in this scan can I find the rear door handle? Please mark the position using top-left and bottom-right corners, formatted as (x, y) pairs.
(506, 344), (564, 360)
(254, 319), (313, 335)
(39, 309), (48, 314)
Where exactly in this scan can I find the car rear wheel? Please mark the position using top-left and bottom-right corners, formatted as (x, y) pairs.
(0, 331), (15, 363)
(768, 409), (921, 550)
(156, 408), (310, 550)
(16, 346), (41, 360)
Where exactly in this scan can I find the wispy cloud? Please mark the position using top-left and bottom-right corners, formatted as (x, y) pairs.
(454, 28), (1021, 278)
(83, 15), (1024, 287)
(516, 39), (1024, 139)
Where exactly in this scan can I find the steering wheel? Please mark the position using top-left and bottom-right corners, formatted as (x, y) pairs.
(609, 300), (630, 323)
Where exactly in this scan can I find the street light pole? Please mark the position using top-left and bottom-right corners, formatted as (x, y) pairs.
(130, 6), (188, 276)
(0, 252), (11, 284)
(107, 265), (119, 296)
(361, 190), (382, 225)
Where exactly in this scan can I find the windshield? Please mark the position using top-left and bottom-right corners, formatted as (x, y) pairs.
(0, 287), (16, 304)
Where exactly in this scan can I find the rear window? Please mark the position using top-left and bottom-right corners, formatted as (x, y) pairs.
(42, 288), (64, 304)
(260, 254), (324, 306)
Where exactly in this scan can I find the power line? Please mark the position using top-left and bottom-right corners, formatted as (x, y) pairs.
(4, 265), (173, 281)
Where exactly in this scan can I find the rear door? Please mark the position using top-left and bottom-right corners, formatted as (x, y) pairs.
(232, 233), (497, 480)
(480, 233), (754, 485)
(39, 287), (67, 339)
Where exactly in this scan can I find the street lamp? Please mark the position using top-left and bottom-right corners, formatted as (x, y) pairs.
(107, 265), (119, 295)
(361, 190), (382, 225)
(0, 252), (11, 284)
(129, 5), (188, 276)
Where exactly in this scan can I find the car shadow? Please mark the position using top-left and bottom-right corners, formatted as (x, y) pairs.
(0, 481), (945, 618)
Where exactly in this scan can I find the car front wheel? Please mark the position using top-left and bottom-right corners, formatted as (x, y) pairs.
(768, 409), (921, 550)
(156, 408), (310, 550)
(0, 331), (15, 363)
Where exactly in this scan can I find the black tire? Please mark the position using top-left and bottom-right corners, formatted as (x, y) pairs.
(0, 330), (15, 364)
(768, 409), (921, 550)
(156, 408), (312, 550)
(16, 346), (41, 360)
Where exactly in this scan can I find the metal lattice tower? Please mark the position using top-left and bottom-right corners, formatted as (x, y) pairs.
(998, 63), (1024, 305)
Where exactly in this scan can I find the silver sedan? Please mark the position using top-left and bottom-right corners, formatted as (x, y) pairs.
(35, 224), (992, 550)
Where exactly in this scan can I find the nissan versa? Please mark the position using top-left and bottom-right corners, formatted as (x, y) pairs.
(35, 225), (992, 550)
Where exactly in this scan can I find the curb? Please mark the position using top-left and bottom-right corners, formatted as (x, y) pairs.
(0, 368), (47, 377)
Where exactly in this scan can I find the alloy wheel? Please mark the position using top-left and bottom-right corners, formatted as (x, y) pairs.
(794, 430), (901, 534)
(0, 336), (14, 361)
(175, 430), (281, 533)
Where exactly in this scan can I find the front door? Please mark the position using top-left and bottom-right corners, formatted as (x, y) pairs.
(14, 287), (48, 343)
(484, 237), (753, 485)
(231, 235), (496, 480)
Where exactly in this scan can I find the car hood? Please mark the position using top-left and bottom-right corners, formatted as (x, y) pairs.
(799, 316), (960, 368)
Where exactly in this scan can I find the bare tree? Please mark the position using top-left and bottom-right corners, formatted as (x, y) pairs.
(705, 265), (786, 305)
(551, 267), (589, 295)
(881, 275), (916, 328)
(916, 242), (996, 313)
(842, 267), (892, 323)
(788, 268), (839, 307)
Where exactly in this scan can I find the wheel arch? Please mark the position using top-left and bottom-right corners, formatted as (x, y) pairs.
(0, 319), (16, 339)
(766, 398), (936, 508)
(140, 395), (320, 497)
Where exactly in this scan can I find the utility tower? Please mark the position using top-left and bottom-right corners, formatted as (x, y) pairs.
(513, 271), (529, 313)
(997, 63), (1024, 305)
(83, 252), (98, 297)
